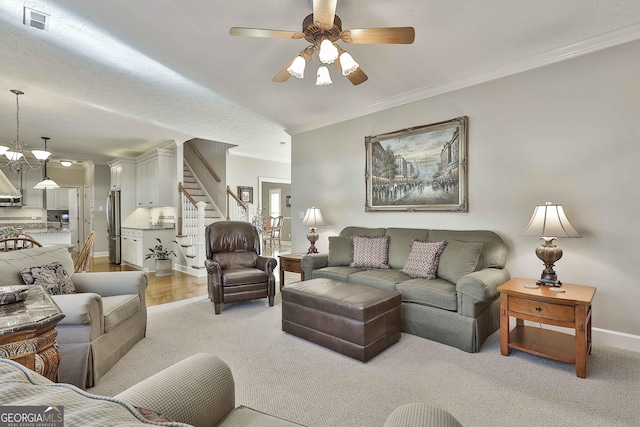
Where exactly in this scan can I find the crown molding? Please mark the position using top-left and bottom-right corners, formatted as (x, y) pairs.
(286, 22), (640, 136)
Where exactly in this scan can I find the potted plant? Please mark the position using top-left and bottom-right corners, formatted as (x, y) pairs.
(145, 238), (178, 276)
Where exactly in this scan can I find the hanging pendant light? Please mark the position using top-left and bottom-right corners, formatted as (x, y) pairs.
(33, 137), (59, 189)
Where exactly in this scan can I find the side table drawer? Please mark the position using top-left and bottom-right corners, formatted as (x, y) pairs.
(510, 297), (574, 322)
(281, 258), (302, 273)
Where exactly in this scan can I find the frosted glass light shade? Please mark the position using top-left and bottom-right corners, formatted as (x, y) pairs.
(318, 39), (339, 64)
(60, 160), (73, 167)
(31, 150), (51, 160)
(5, 151), (23, 161)
(287, 56), (306, 79)
(339, 52), (359, 76)
(0, 146), (8, 156)
(316, 66), (332, 85)
(33, 178), (60, 189)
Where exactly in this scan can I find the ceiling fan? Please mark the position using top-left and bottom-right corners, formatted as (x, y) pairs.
(230, 0), (415, 85)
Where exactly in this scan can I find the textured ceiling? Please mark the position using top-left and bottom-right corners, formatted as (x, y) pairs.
(0, 0), (639, 165)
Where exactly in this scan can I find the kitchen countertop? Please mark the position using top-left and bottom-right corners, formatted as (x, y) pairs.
(23, 229), (71, 234)
(122, 226), (175, 230)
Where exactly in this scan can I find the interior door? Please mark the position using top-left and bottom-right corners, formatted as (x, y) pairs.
(83, 185), (92, 247)
(68, 188), (80, 252)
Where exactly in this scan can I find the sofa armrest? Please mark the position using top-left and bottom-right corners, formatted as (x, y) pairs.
(115, 353), (235, 427)
(301, 253), (329, 280)
(456, 268), (511, 317)
(72, 272), (148, 307)
(51, 293), (103, 340)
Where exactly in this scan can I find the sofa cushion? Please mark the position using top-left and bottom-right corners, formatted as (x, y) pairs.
(350, 236), (390, 269)
(428, 230), (507, 269)
(349, 269), (409, 291)
(339, 226), (386, 238)
(312, 266), (363, 282)
(400, 240), (447, 279)
(327, 236), (353, 266)
(396, 278), (457, 311)
(20, 261), (76, 295)
(0, 246), (75, 286)
(385, 228), (430, 270)
(103, 294), (141, 333)
(222, 268), (268, 286)
(437, 240), (484, 284)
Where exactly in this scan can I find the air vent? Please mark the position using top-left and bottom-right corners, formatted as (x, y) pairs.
(24, 7), (50, 32)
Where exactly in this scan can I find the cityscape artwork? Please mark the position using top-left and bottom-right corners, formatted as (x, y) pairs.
(365, 116), (468, 212)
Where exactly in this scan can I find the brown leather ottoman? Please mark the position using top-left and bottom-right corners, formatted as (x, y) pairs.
(281, 278), (402, 361)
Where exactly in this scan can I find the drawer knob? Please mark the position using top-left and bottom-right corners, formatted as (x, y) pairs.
(535, 307), (542, 312)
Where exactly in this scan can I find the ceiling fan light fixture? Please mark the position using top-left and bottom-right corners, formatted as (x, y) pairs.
(316, 66), (332, 85)
(318, 39), (339, 64)
(287, 55), (306, 79)
(339, 51), (359, 76)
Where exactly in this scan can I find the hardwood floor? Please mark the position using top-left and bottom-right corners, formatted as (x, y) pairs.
(86, 242), (294, 307)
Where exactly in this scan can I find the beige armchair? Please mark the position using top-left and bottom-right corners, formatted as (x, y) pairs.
(205, 221), (277, 314)
(0, 246), (147, 388)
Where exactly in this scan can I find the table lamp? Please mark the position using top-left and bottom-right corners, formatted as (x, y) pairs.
(301, 207), (327, 254)
(522, 202), (581, 287)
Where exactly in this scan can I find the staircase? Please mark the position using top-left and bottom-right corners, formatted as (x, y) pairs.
(175, 162), (223, 275)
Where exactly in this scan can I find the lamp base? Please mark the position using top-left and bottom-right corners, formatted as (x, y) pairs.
(535, 237), (563, 287)
(306, 227), (319, 255)
(536, 277), (562, 287)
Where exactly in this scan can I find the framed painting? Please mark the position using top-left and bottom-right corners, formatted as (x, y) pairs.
(238, 186), (253, 204)
(365, 116), (468, 212)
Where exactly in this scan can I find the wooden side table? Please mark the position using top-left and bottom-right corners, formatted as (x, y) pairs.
(278, 253), (305, 291)
(0, 285), (65, 381)
(497, 278), (596, 378)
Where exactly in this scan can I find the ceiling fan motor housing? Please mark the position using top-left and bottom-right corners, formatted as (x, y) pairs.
(303, 13), (342, 44)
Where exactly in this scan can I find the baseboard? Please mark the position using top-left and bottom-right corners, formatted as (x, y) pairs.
(174, 263), (207, 277)
(592, 328), (640, 353)
(93, 251), (109, 258)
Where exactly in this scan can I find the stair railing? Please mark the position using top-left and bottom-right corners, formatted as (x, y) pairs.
(178, 182), (207, 268)
(226, 186), (248, 221)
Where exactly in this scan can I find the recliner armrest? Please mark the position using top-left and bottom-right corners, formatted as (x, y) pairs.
(256, 256), (276, 273)
(115, 353), (235, 427)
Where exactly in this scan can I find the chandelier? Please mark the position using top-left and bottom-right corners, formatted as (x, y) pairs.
(0, 90), (51, 173)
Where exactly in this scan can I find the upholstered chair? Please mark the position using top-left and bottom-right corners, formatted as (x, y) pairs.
(205, 221), (277, 314)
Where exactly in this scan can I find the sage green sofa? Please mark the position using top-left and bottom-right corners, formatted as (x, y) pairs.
(301, 227), (510, 352)
(0, 245), (147, 388)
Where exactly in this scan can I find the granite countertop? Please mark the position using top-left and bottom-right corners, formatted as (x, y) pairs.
(122, 226), (175, 230)
(24, 229), (71, 234)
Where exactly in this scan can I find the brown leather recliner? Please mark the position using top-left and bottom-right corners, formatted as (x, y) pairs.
(205, 221), (277, 314)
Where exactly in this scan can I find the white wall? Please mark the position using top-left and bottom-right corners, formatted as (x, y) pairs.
(291, 40), (640, 349)
(226, 153), (291, 217)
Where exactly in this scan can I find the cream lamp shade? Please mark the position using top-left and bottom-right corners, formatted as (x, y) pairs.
(301, 207), (328, 254)
(523, 202), (581, 286)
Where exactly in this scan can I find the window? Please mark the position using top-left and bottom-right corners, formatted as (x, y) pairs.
(269, 188), (281, 218)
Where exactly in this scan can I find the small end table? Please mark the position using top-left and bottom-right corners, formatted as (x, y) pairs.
(0, 285), (65, 381)
(278, 253), (305, 291)
(498, 278), (596, 378)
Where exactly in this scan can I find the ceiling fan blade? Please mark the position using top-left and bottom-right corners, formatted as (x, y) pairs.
(341, 27), (415, 44)
(313, 0), (337, 31)
(273, 59), (295, 82)
(334, 57), (368, 85)
(230, 27), (305, 40)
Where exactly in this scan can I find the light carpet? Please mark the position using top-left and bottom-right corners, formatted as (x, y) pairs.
(88, 295), (640, 427)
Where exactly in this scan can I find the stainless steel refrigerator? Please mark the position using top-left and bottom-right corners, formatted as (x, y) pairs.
(107, 189), (121, 264)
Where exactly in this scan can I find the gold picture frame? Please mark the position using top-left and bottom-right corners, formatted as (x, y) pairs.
(365, 116), (468, 212)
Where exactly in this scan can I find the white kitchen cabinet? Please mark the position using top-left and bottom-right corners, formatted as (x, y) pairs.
(45, 188), (70, 210)
(121, 228), (144, 269)
(109, 158), (136, 191)
(135, 149), (175, 207)
(122, 227), (175, 272)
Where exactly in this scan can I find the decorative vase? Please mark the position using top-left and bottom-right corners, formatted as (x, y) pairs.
(155, 259), (172, 276)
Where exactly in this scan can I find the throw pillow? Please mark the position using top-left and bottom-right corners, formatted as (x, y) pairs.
(400, 240), (448, 279)
(20, 262), (76, 295)
(350, 236), (390, 269)
(327, 236), (353, 266)
(436, 240), (484, 284)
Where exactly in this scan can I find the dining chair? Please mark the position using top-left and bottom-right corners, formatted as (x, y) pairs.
(74, 231), (96, 273)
